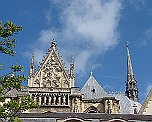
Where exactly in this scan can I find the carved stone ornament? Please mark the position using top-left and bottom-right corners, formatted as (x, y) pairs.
(41, 54), (63, 88)
(34, 73), (41, 87)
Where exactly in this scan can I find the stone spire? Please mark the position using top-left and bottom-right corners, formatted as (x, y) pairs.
(69, 56), (75, 88)
(125, 42), (138, 102)
(29, 54), (35, 77)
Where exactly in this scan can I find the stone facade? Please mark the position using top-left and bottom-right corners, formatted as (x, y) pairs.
(3, 40), (152, 121)
(27, 40), (120, 114)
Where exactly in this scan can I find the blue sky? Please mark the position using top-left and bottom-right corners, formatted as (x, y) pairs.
(1, 0), (152, 103)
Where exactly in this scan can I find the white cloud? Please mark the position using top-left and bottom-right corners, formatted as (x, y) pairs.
(33, 49), (45, 63)
(24, 49), (45, 65)
(28, 0), (122, 76)
(140, 29), (152, 46)
(38, 29), (57, 44)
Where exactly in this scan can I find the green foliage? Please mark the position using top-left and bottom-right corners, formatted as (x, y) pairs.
(0, 96), (38, 121)
(0, 21), (22, 56)
(10, 117), (23, 122)
(0, 65), (26, 96)
(0, 21), (38, 122)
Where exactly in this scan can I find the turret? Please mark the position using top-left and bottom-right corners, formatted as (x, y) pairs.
(125, 42), (138, 102)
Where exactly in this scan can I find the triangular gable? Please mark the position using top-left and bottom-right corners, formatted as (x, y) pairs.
(81, 74), (107, 99)
(139, 89), (152, 115)
(32, 43), (69, 88)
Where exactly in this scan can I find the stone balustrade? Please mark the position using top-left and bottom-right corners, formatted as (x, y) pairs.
(30, 93), (69, 106)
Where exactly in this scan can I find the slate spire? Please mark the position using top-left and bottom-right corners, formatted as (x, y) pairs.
(125, 42), (138, 102)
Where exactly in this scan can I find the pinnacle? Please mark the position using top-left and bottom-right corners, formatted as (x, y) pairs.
(90, 71), (93, 76)
(70, 55), (74, 64)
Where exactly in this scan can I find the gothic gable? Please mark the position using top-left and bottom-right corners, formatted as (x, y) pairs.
(29, 41), (69, 88)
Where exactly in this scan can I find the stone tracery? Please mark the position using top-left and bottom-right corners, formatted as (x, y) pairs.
(41, 53), (64, 88)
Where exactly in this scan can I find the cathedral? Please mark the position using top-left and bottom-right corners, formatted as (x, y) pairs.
(5, 40), (152, 121)
(27, 40), (140, 114)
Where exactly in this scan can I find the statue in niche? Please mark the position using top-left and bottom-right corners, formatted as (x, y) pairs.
(106, 100), (112, 114)
(42, 54), (63, 88)
(73, 98), (78, 113)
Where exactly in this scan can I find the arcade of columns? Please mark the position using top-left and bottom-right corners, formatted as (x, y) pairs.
(30, 93), (69, 106)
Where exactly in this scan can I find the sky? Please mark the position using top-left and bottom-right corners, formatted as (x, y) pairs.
(0, 0), (152, 103)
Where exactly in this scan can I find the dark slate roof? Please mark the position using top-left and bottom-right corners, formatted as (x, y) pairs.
(18, 112), (152, 121)
(81, 74), (142, 114)
(81, 74), (107, 99)
(108, 93), (141, 114)
(5, 89), (28, 97)
(5, 89), (19, 97)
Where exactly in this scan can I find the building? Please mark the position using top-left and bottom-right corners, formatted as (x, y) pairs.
(8, 39), (152, 121)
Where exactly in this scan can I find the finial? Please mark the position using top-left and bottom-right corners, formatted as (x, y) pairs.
(90, 71), (93, 76)
(51, 38), (57, 50)
(126, 41), (129, 47)
(71, 55), (74, 64)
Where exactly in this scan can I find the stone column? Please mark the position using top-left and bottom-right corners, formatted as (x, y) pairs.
(51, 96), (54, 105)
(39, 96), (41, 105)
(63, 95), (66, 105)
(49, 95), (51, 105)
(54, 95), (56, 105)
(44, 95), (46, 105)
(34, 94), (37, 102)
